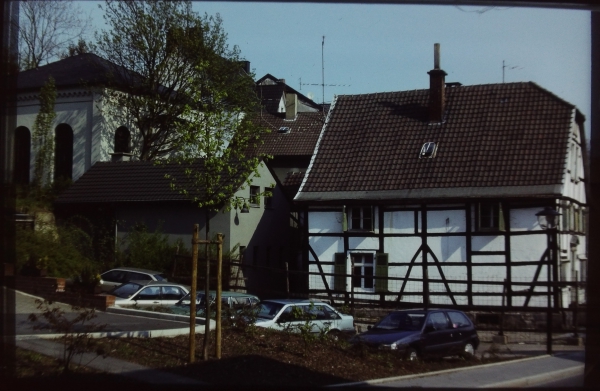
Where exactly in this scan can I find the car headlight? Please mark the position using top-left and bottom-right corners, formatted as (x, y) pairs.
(379, 343), (398, 350)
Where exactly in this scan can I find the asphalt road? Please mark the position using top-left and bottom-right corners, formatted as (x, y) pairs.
(11, 289), (212, 339)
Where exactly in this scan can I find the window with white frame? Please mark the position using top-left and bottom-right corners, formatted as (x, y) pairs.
(350, 206), (373, 231)
(351, 253), (374, 290)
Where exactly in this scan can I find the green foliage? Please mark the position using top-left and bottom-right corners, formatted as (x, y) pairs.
(15, 219), (95, 279)
(118, 222), (184, 274)
(32, 77), (57, 192)
(28, 299), (106, 373)
(277, 302), (331, 348)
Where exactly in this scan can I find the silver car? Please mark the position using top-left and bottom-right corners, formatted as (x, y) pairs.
(99, 267), (168, 293)
(253, 299), (355, 338)
(112, 281), (189, 307)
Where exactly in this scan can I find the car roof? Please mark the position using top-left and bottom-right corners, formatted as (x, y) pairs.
(262, 299), (326, 305)
(191, 291), (259, 298)
(104, 267), (164, 274)
(127, 280), (187, 288)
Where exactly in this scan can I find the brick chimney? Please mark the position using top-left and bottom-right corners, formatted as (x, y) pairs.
(427, 43), (447, 123)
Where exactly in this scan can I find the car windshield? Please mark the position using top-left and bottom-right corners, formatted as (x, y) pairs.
(374, 312), (426, 331)
(256, 301), (285, 320)
(153, 274), (167, 281)
(112, 282), (143, 299)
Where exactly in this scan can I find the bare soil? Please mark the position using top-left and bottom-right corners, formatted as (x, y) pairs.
(92, 326), (512, 387)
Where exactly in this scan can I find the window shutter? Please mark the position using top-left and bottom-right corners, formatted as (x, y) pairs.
(334, 253), (347, 291)
(375, 253), (389, 292)
(342, 206), (348, 232)
(498, 203), (505, 231)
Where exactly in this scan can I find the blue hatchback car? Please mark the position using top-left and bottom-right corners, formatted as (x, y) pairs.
(350, 309), (479, 361)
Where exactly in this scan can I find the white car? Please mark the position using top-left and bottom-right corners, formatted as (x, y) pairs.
(99, 267), (168, 293)
(253, 299), (355, 338)
(112, 281), (189, 307)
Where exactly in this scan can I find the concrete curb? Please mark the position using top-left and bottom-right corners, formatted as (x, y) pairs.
(480, 364), (585, 388)
(13, 325), (209, 341)
(326, 354), (550, 388)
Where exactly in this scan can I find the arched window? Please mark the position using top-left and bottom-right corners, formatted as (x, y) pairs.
(114, 126), (131, 153)
(14, 126), (31, 185)
(54, 124), (73, 181)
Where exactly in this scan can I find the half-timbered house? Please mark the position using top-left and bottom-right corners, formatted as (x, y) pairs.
(294, 45), (588, 310)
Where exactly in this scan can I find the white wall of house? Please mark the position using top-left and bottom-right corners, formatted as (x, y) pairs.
(307, 201), (586, 309)
(16, 87), (117, 183)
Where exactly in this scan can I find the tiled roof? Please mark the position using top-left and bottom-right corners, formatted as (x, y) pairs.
(17, 53), (135, 92)
(296, 82), (578, 200)
(255, 74), (322, 113)
(55, 160), (245, 204)
(250, 111), (325, 156)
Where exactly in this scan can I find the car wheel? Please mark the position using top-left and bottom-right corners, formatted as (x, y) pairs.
(405, 347), (419, 361)
(461, 343), (475, 359)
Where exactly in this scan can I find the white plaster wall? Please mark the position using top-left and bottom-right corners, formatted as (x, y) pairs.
(511, 234), (547, 262)
(510, 208), (542, 232)
(308, 211), (343, 234)
(472, 235), (505, 252)
(428, 235), (466, 262)
(348, 237), (379, 251)
(308, 236), (344, 262)
(384, 237), (422, 263)
(472, 254), (506, 263)
(427, 210), (466, 233)
(384, 211), (417, 234)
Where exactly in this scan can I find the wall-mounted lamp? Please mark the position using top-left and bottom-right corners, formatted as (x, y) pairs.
(236, 197), (250, 214)
(536, 207), (561, 230)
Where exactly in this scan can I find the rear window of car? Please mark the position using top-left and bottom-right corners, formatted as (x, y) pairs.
(112, 282), (143, 298)
(153, 274), (167, 281)
(447, 311), (472, 328)
(257, 301), (284, 319)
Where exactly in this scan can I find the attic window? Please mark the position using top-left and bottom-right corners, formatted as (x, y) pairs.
(419, 142), (437, 159)
(278, 126), (291, 133)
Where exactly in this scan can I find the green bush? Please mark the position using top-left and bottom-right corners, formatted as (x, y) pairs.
(15, 221), (94, 279)
(118, 222), (185, 274)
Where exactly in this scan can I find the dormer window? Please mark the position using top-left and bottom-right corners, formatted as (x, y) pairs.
(420, 142), (437, 158)
(278, 127), (291, 133)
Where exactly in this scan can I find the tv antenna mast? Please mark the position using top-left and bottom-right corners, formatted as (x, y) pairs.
(299, 36), (350, 104)
(502, 60), (523, 83)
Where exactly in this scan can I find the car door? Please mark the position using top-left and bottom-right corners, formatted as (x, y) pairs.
(446, 311), (476, 353)
(160, 286), (187, 305)
(422, 311), (455, 356)
(130, 286), (162, 306)
(274, 304), (310, 332)
(100, 270), (127, 292)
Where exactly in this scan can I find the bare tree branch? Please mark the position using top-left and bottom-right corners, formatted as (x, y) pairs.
(17, 0), (93, 70)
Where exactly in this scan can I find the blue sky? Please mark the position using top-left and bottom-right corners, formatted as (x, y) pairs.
(81, 2), (591, 130)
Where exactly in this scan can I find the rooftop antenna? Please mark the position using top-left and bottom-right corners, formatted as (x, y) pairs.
(299, 36), (350, 106)
(502, 60), (522, 83)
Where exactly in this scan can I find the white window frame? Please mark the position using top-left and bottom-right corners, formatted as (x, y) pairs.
(348, 251), (376, 293)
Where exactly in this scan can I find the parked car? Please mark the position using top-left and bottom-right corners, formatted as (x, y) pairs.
(253, 299), (355, 338)
(169, 290), (260, 317)
(350, 309), (479, 361)
(99, 267), (168, 293)
(112, 281), (189, 307)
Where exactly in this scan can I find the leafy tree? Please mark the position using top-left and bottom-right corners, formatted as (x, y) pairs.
(94, 0), (267, 162)
(60, 38), (90, 59)
(17, 0), (92, 70)
(32, 77), (56, 194)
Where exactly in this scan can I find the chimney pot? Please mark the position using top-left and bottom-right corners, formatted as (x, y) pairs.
(427, 43), (447, 123)
(434, 43), (440, 69)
